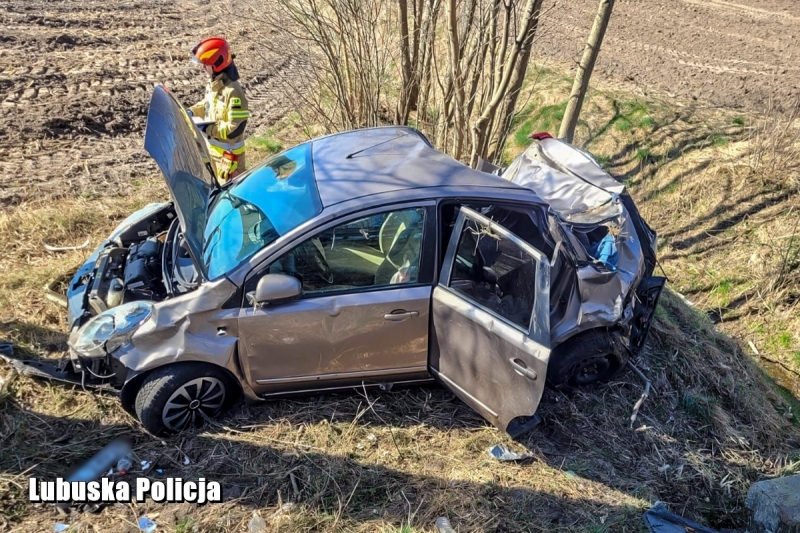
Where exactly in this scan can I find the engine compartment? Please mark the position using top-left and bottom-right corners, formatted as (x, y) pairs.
(80, 204), (200, 318)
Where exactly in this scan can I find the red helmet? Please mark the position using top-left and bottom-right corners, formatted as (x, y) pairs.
(191, 37), (232, 73)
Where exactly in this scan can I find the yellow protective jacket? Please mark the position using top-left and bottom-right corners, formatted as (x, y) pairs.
(189, 72), (250, 182)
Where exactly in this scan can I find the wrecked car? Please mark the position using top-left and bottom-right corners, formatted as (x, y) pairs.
(5, 86), (664, 437)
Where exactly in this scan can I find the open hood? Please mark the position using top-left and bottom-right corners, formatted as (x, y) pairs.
(143, 85), (219, 278)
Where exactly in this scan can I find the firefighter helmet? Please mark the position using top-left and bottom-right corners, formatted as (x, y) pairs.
(191, 37), (232, 73)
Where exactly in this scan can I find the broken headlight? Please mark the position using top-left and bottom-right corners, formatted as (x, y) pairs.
(71, 301), (153, 358)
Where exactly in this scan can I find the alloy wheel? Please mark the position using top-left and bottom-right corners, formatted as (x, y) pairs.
(161, 377), (226, 431)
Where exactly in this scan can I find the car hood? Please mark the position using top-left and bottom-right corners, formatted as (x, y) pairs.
(143, 85), (219, 278)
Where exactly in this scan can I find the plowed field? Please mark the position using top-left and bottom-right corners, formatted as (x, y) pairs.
(0, 0), (301, 207)
(537, 0), (800, 114)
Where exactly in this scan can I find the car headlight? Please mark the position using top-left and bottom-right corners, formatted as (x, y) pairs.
(71, 301), (153, 358)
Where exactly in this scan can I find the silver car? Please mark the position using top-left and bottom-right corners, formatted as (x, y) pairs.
(5, 87), (664, 437)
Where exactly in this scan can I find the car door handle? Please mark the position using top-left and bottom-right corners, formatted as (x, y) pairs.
(384, 311), (419, 321)
(509, 358), (538, 381)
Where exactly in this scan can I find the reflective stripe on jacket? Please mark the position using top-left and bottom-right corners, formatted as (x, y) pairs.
(189, 73), (250, 172)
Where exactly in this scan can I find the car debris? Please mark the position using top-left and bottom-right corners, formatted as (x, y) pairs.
(4, 86), (664, 437)
(644, 501), (722, 533)
(435, 517), (456, 533)
(138, 516), (157, 533)
(43, 238), (90, 253)
(487, 444), (533, 462)
(53, 524), (70, 532)
(55, 438), (131, 515)
(116, 457), (132, 475)
(248, 511), (267, 533)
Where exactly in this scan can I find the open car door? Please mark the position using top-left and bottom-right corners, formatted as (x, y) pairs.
(430, 207), (551, 437)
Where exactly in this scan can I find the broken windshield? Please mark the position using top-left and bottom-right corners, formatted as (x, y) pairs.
(202, 143), (323, 280)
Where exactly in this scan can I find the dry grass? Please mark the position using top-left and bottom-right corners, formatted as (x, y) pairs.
(2, 69), (800, 533)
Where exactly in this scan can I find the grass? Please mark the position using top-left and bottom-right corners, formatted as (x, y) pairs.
(1, 59), (799, 533)
(247, 130), (284, 160)
(513, 101), (568, 146)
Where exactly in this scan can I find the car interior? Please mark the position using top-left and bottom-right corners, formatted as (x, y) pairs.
(267, 207), (426, 294)
(438, 202), (552, 330)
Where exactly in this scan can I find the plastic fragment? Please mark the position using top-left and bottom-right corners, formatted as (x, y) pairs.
(183, 456), (190, 465)
(435, 517), (456, 533)
(155, 468), (164, 474)
(54, 524), (69, 532)
(487, 445), (532, 462)
(141, 460), (151, 470)
(116, 457), (132, 475)
(248, 511), (267, 533)
(138, 516), (157, 533)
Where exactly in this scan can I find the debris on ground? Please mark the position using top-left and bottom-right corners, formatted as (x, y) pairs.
(42, 238), (90, 252)
(487, 445), (532, 462)
(138, 516), (157, 533)
(627, 361), (653, 428)
(53, 524), (69, 532)
(435, 517), (456, 533)
(248, 511), (267, 533)
(643, 502), (721, 532)
(140, 460), (151, 471)
(116, 457), (132, 475)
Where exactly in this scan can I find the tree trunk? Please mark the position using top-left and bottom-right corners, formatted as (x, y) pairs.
(558, 0), (616, 143)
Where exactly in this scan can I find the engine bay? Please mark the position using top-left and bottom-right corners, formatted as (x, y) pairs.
(77, 205), (200, 320)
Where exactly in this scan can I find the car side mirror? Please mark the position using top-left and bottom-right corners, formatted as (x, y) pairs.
(250, 274), (302, 306)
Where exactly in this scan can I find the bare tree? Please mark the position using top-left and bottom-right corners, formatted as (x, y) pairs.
(238, 0), (547, 163)
(558, 0), (616, 143)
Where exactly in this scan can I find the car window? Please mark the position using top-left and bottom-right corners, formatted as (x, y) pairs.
(267, 208), (426, 295)
(448, 217), (538, 331)
(202, 143), (322, 280)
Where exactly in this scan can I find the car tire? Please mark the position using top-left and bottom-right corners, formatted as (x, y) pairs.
(546, 330), (626, 390)
(134, 362), (237, 436)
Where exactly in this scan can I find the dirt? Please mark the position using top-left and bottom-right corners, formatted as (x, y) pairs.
(537, 0), (800, 114)
(0, 0), (303, 208)
(2, 0), (797, 208)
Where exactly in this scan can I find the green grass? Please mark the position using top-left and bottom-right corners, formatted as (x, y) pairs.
(513, 101), (568, 146)
(732, 117), (745, 126)
(176, 517), (195, 533)
(713, 279), (732, 299)
(639, 115), (656, 129)
(710, 133), (730, 147)
(614, 117), (632, 132)
(635, 148), (652, 161)
(248, 132), (283, 156)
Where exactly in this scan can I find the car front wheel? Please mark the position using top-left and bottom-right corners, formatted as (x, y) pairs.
(134, 363), (236, 436)
(546, 330), (626, 390)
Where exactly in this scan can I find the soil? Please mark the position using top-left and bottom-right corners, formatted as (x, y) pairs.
(537, 0), (800, 114)
(0, 0), (303, 207)
(0, 0), (797, 205)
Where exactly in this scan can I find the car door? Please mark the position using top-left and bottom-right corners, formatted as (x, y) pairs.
(238, 204), (434, 393)
(430, 206), (551, 437)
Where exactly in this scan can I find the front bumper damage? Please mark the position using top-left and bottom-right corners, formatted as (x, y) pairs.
(0, 343), (119, 394)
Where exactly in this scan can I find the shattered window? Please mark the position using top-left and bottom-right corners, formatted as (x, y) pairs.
(448, 218), (538, 331)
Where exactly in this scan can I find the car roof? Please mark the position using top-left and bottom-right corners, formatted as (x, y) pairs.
(310, 127), (525, 208)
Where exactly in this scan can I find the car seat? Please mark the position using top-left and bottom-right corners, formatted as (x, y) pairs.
(374, 210), (424, 285)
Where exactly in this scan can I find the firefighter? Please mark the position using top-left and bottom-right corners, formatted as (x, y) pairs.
(186, 37), (250, 183)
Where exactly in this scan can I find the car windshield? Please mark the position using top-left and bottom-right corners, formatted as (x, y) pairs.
(202, 143), (322, 280)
